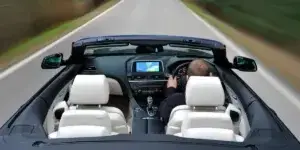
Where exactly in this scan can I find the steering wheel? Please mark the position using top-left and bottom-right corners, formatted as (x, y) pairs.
(171, 62), (190, 92)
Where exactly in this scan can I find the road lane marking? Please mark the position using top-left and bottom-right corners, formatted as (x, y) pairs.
(181, 1), (300, 109)
(0, 0), (124, 80)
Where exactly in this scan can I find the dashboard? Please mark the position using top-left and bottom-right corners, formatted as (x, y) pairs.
(82, 55), (214, 97)
(126, 55), (209, 97)
(127, 60), (168, 96)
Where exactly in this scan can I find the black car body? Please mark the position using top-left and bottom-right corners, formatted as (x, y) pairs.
(0, 35), (299, 150)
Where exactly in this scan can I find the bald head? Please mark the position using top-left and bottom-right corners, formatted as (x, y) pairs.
(187, 59), (210, 77)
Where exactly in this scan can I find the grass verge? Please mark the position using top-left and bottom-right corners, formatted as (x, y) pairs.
(182, 0), (300, 91)
(0, 0), (119, 70)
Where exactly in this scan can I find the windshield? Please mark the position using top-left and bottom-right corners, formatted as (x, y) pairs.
(84, 44), (134, 55)
(83, 44), (214, 57)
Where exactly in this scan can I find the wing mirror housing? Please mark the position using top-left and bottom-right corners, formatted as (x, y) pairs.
(41, 53), (64, 69)
(233, 56), (257, 72)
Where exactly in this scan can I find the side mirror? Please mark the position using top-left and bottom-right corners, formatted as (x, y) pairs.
(41, 53), (64, 69)
(233, 56), (257, 72)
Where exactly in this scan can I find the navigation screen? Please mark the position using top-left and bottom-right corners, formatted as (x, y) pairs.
(136, 61), (160, 72)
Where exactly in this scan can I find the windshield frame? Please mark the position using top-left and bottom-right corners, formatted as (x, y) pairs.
(83, 44), (214, 57)
(69, 35), (231, 68)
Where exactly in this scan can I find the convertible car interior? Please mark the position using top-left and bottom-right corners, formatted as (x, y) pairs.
(3, 36), (298, 150)
(42, 55), (250, 142)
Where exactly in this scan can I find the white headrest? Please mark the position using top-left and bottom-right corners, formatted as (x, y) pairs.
(59, 109), (112, 132)
(55, 126), (111, 138)
(181, 112), (234, 131)
(69, 75), (110, 105)
(185, 76), (225, 106)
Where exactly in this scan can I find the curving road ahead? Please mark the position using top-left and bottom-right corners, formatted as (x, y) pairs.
(0, 0), (300, 140)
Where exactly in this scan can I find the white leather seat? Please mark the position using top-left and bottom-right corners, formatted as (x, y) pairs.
(59, 109), (112, 128)
(49, 109), (116, 139)
(166, 76), (226, 135)
(176, 128), (236, 141)
(174, 112), (244, 142)
(49, 126), (114, 139)
(52, 75), (128, 134)
(100, 107), (128, 133)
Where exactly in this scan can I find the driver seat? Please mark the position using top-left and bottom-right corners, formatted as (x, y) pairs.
(174, 112), (244, 142)
(166, 76), (226, 135)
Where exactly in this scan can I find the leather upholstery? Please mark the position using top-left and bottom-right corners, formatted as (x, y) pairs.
(166, 76), (226, 135)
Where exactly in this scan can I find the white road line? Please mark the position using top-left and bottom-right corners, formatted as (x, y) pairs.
(181, 2), (300, 109)
(0, 0), (124, 80)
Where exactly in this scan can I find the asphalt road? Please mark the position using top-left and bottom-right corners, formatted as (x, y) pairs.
(0, 0), (300, 140)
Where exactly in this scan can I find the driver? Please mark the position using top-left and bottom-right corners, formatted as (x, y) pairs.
(159, 59), (210, 125)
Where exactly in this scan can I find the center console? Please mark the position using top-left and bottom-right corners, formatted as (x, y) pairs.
(127, 60), (168, 96)
(127, 60), (167, 134)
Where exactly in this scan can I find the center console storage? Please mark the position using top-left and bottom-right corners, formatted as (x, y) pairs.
(131, 96), (165, 134)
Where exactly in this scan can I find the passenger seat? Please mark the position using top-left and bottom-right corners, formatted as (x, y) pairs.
(49, 109), (116, 139)
(51, 74), (129, 134)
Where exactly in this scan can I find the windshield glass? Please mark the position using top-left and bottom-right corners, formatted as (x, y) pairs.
(84, 44), (214, 56)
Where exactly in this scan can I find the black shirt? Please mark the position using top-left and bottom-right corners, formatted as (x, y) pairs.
(159, 87), (185, 125)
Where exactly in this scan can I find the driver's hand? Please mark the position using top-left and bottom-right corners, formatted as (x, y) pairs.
(167, 76), (177, 88)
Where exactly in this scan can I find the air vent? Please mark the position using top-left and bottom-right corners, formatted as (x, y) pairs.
(82, 66), (97, 74)
(85, 66), (96, 70)
(133, 75), (146, 80)
(150, 75), (164, 80)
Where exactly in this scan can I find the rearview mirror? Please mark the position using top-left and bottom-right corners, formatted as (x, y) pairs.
(41, 53), (64, 69)
(233, 56), (257, 72)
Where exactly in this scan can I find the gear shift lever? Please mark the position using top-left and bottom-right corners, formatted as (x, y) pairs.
(147, 96), (153, 108)
(146, 96), (157, 117)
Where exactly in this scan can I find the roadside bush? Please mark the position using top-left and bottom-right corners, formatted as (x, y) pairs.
(193, 0), (300, 56)
(0, 0), (107, 55)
